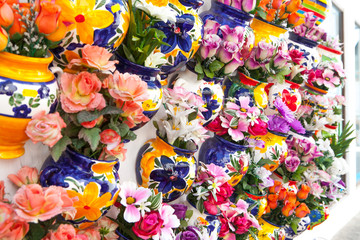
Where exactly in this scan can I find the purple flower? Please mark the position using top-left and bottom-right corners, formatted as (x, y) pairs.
(290, 119), (306, 134)
(242, 0), (257, 12)
(217, 41), (239, 63)
(294, 25), (307, 37)
(255, 41), (275, 61)
(273, 50), (291, 68)
(200, 34), (221, 59)
(204, 19), (220, 35)
(224, 52), (244, 74)
(260, 176), (274, 188)
(285, 153), (301, 172)
(176, 226), (201, 240)
(267, 115), (290, 133)
(220, 25), (246, 44)
(304, 12), (317, 29)
(171, 204), (188, 220)
(244, 53), (261, 70)
(274, 97), (295, 123)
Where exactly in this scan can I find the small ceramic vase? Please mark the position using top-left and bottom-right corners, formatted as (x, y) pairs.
(136, 133), (197, 202)
(114, 54), (163, 130)
(317, 44), (343, 63)
(0, 52), (58, 159)
(51, 0), (130, 68)
(243, 191), (268, 219)
(40, 148), (120, 229)
(297, 0), (331, 26)
(169, 65), (224, 126)
(224, 72), (268, 109)
(288, 32), (320, 69)
(284, 216), (311, 240)
(251, 218), (285, 240)
(198, 135), (249, 186)
(250, 17), (287, 45)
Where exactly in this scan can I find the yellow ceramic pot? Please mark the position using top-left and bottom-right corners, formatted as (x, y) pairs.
(250, 17), (287, 45)
(0, 52), (57, 159)
(252, 218), (285, 240)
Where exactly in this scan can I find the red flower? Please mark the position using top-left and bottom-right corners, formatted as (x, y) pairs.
(132, 211), (163, 239)
(218, 216), (230, 237)
(282, 89), (298, 112)
(204, 182), (234, 215)
(205, 116), (227, 135)
(289, 49), (304, 65)
(248, 119), (268, 136)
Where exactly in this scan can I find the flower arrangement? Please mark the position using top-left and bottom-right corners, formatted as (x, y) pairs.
(114, 181), (180, 240)
(320, 35), (343, 52)
(0, 0), (64, 57)
(255, 0), (302, 27)
(286, 48), (308, 84)
(192, 19), (254, 79)
(116, 0), (177, 68)
(154, 86), (208, 148)
(293, 12), (326, 42)
(241, 40), (292, 83)
(262, 180), (311, 232)
(26, 45), (150, 160)
(217, 0), (257, 13)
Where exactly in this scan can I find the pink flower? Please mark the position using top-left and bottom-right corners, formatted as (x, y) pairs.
(80, 116), (103, 128)
(255, 41), (275, 61)
(156, 204), (180, 239)
(220, 25), (245, 44)
(316, 69), (340, 89)
(25, 111), (66, 147)
(77, 227), (101, 240)
(132, 211), (163, 239)
(200, 34), (221, 59)
(0, 202), (29, 240)
(8, 166), (39, 187)
(217, 41), (239, 63)
(60, 72), (106, 113)
(100, 129), (121, 151)
(330, 62), (346, 78)
(68, 45), (118, 72)
(13, 184), (75, 223)
(220, 114), (249, 142)
(205, 116), (228, 135)
(204, 19), (220, 35)
(335, 95), (346, 105)
(207, 163), (229, 182)
(284, 152), (301, 172)
(96, 217), (118, 240)
(289, 49), (304, 65)
(310, 182), (323, 198)
(103, 143), (127, 161)
(0, 181), (5, 201)
(248, 119), (268, 136)
(242, 0), (256, 12)
(43, 224), (89, 240)
(273, 49), (291, 68)
(108, 71), (148, 103)
(304, 12), (317, 29)
(204, 182), (234, 215)
(117, 100), (150, 128)
(224, 52), (244, 74)
(119, 181), (152, 223)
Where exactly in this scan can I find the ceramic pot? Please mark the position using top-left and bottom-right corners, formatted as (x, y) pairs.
(250, 131), (288, 172)
(265, 80), (302, 115)
(114, 54), (162, 130)
(115, 230), (130, 240)
(288, 32), (320, 69)
(251, 218), (285, 240)
(224, 72), (268, 109)
(51, 0), (130, 68)
(297, 0), (331, 26)
(284, 216), (311, 240)
(40, 148), (120, 228)
(308, 206), (329, 230)
(0, 52), (58, 159)
(136, 133), (197, 202)
(198, 135), (249, 186)
(250, 17), (287, 45)
(169, 65), (224, 126)
(244, 191), (268, 219)
(317, 44), (343, 63)
(153, 0), (203, 75)
(303, 82), (328, 95)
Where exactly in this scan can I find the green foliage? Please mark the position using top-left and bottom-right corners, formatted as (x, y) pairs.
(51, 136), (72, 161)
(330, 121), (355, 158)
(78, 128), (101, 152)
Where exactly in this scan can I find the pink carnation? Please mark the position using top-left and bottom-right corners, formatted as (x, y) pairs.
(25, 111), (66, 147)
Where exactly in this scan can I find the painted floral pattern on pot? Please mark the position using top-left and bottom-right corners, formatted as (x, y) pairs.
(169, 67), (224, 126)
(244, 191), (268, 219)
(284, 216), (311, 240)
(40, 148), (120, 228)
(251, 218), (285, 240)
(297, 0), (331, 26)
(136, 134), (197, 202)
(51, 0), (130, 68)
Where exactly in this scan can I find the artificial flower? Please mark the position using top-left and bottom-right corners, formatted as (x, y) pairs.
(35, 2), (61, 35)
(132, 211), (163, 239)
(8, 166), (39, 187)
(144, 51), (168, 68)
(100, 129), (121, 151)
(43, 224), (88, 240)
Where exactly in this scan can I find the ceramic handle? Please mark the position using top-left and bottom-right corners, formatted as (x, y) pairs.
(50, 67), (63, 81)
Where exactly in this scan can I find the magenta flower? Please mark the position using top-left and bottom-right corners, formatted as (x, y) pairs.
(284, 151), (301, 172)
(204, 19), (220, 35)
(224, 52), (244, 74)
(255, 41), (275, 61)
(242, 0), (257, 12)
(244, 53), (261, 70)
(274, 97), (295, 123)
(267, 115), (290, 133)
(217, 41), (239, 63)
(220, 25), (246, 44)
(273, 49), (291, 68)
(200, 34), (221, 59)
(220, 115), (249, 142)
(330, 62), (346, 78)
(304, 12), (317, 29)
(119, 182), (152, 223)
(316, 69), (340, 89)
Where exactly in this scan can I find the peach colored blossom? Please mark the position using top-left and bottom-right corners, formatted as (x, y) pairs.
(108, 71), (148, 103)
(35, 2), (61, 34)
(0, 202), (29, 240)
(0, 0), (14, 28)
(69, 45), (118, 72)
(59, 187), (77, 220)
(13, 184), (75, 223)
(97, 217), (118, 240)
(43, 224), (89, 240)
(60, 72), (106, 113)
(1, 221), (29, 240)
(8, 166), (39, 187)
(0, 180), (4, 201)
(80, 116), (103, 129)
(104, 143), (127, 161)
(77, 227), (101, 240)
(25, 111), (66, 147)
(117, 100), (149, 128)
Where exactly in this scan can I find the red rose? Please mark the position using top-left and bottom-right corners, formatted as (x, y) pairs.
(248, 119), (268, 136)
(218, 182), (234, 199)
(289, 49), (304, 65)
(233, 216), (252, 234)
(218, 216), (230, 237)
(204, 182), (234, 215)
(205, 116), (227, 135)
(132, 211), (163, 239)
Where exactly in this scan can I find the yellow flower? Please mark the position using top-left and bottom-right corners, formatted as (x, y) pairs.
(142, 99), (157, 111)
(67, 182), (112, 221)
(91, 161), (117, 183)
(55, 0), (114, 44)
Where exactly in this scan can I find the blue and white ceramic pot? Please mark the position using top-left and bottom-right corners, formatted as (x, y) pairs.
(114, 54), (163, 130)
(198, 135), (249, 187)
(136, 132), (197, 202)
(284, 216), (311, 240)
(40, 147), (120, 229)
(169, 65), (224, 126)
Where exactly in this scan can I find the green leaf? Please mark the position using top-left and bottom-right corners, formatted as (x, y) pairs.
(95, 0), (106, 9)
(209, 60), (224, 72)
(27, 222), (46, 239)
(148, 191), (162, 210)
(258, 158), (275, 166)
(77, 106), (123, 123)
(71, 138), (86, 150)
(13, 93), (25, 101)
(204, 69), (214, 78)
(78, 128), (101, 151)
(185, 210), (193, 219)
(51, 136), (71, 161)
(290, 218), (301, 234)
(8, 96), (14, 106)
(188, 111), (198, 122)
(194, 61), (204, 74)
(124, 130), (137, 141)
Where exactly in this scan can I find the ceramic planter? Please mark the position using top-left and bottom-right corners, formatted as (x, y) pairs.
(198, 135), (249, 186)
(288, 32), (320, 69)
(251, 218), (285, 240)
(308, 206), (329, 230)
(40, 147), (120, 228)
(0, 52), (58, 159)
(169, 66), (224, 126)
(136, 133), (197, 202)
(297, 0), (331, 26)
(317, 44), (343, 63)
(284, 216), (311, 240)
(303, 82), (328, 95)
(114, 54), (163, 130)
(244, 191), (268, 219)
(51, 0), (130, 68)
(250, 17), (287, 45)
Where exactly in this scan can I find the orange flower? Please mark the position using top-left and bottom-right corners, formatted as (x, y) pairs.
(0, 0), (14, 28)
(279, 6), (289, 19)
(282, 202), (296, 217)
(258, 0), (270, 10)
(45, 17), (68, 41)
(266, 9), (276, 22)
(67, 182), (112, 221)
(286, 0), (301, 13)
(35, 2), (61, 34)
(297, 184), (310, 200)
(295, 203), (310, 218)
(0, 26), (7, 51)
(268, 194), (278, 209)
(91, 161), (117, 184)
(278, 188), (287, 201)
(285, 191), (297, 204)
(269, 180), (282, 194)
(9, 4), (29, 37)
(288, 12), (300, 25)
(272, 0), (283, 10)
